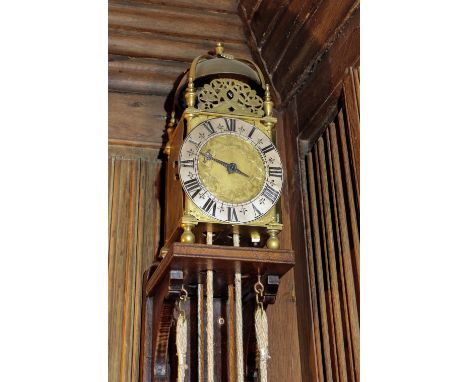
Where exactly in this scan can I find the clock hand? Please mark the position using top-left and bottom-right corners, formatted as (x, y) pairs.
(234, 168), (249, 178)
(200, 151), (229, 168)
(200, 151), (249, 177)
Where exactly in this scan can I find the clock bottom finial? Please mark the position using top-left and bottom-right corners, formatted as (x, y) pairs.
(180, 214), (197, 244)
(266, 229), (280, 250)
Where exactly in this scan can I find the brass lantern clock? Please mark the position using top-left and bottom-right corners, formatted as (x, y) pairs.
(164, 42), (283, 250)
(140, 43), (294, 382)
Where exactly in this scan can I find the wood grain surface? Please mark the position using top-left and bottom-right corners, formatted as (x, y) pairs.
(108, 145), (162, 382)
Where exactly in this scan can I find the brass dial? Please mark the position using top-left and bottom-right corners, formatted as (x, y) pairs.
(179, 117), (283, 224)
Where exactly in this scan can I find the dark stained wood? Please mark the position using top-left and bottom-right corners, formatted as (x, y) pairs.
(140, 241), (293, 381)
(122, 0), (239, 14)
(343, 68), (360, 198)
(273, 0), (359, 99)
(337, 110), (360, 288)
(238, 0), (262, 22)
(249, 0), (289, 49)
(274, 101), (317, 382)
(109, 2), (245, 43)
(295, 6), (360, 130)
(317, 136), (348, 382)
(300, 154), (325, 382)
(314, 143), (340, 382)
(261, 0), (321, 76)
(329, 122), (360, 381)
(306, 152), (333, 381)
(109, 29), (251, 63)
(146, 243), (294, 297)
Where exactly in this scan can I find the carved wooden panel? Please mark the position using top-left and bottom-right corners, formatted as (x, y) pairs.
(108, 146), (162, 382)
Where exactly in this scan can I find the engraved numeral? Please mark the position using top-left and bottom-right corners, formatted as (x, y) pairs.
(202, 198), (217, 217)
(227, 206), (239, 222)
(268, 166), (282, 178)
(202, 121), (216, 135)
(261, 144), (275, 155)
(180, 159), (195, 168)
(224, 118), (236, 132)
(183, 178), (201, 199)
(188, 138), (200, 147)
(252, 203), (262, 217)
(248, 126), (256, 138)
(262, 184), (280, 203)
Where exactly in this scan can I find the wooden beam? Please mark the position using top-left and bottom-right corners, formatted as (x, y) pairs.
(109, 2), (246, 44)
(295, 6), (360, 130)
(109, 92), (167, 148)
(109, 29), (252, 63)
(114, 0), (239, 14)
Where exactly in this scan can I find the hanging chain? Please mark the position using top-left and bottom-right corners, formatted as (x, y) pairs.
(254, 275), (265, 310)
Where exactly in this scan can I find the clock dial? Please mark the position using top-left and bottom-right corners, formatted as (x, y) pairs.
(179, 117), (283, 224)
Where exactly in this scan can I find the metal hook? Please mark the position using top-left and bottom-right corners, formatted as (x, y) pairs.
(254, 275), (265, 308)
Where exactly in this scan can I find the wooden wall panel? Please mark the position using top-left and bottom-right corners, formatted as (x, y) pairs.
(108, 92), (167, 148)
(109, 0), (253, 149)
(300, 94), (360, 381)
(239, 0), (360, 379)
(108, 146), (162, 382)
(295, 7), (360, 130)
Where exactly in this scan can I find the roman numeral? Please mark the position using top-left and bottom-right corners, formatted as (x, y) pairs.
(224, 118), (236, 132)
(227, 207), (239, 222)
(180, 159), (195, 168)
(262, 184), (280, 203)
(252, 203), (262, 217)
(268, 166), (282, 178)
(248, 126), (256, 138)
(202, 121), (216, 135)
(188, 138), (200, 147)
(261, 144), (275, 155)
(202, 198), (217, 217)
(183, 178), (201, 199)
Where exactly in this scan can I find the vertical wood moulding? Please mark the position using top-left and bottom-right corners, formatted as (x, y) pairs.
(314, 144), (340, 382)
(108, 147), (161, 382)
(317, 137), (348, 382)
(337, 110), (360, 292)
(330, 122), (360, 381)
(342, 70), (360, 198)
(120, 159), (141, 381)
(300, 154), (325, 382)
(327, 126), (357, 382)
(306, 152), (334, 381)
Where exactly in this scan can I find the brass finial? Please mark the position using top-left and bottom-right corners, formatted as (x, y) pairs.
(164, 111), (176, 155)
(265, 84), (271, 101)
(180, 214), (197, 244)
(264, 84), (273, 118)
(185, 77), (196, 108)
(215, 42), (224, 56)
(167, 111), (175, 136)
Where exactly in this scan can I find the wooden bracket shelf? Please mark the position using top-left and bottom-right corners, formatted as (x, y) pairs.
(146, 242), (295, 297)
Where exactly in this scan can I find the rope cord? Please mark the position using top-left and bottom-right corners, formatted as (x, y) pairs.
(198, 284), (204, 382)
(233, 232), (244, 382)
(176, 300), (188, 382)
(255, 305), (269, 382)
(206, 231), (214, 382)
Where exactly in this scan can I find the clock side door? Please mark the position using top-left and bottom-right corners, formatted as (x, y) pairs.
(164, 120), (185, 242)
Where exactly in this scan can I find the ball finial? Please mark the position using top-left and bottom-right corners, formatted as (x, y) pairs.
(215, 42), (224, 55)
